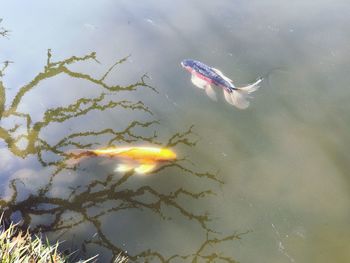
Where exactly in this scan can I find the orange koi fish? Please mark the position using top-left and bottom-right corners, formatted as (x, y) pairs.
(67, 146), (177, 174)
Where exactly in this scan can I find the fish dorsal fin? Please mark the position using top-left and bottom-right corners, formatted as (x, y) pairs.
(212, 68), (233, 83)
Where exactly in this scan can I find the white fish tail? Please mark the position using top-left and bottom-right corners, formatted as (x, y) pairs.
(224, 78), (262, 109)
(237, 78), (262, 94)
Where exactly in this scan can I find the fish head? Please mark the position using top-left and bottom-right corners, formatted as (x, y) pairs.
(181, 59), (196, 72)
(158, 148), (177, 161)
(181, 59), (191, 67)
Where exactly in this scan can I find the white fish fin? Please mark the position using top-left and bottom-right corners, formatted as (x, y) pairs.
(115, 163), (135, 173)
(229, 89), (250, 109)
(205, 84), (217, 101)
(212, 68), (233, 82)
(237, 78), (262, 94)
(191, 73), (207, 89)
(135, 163), (157, 174)
(223, 89), (234, 105)
(227, 78), (261, 109)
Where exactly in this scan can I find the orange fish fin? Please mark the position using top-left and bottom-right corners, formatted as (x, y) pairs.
(135, 163), (157, 174)
(115, 163), (135, 173)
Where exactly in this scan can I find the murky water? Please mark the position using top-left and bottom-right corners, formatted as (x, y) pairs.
(1, 0), (350, 262)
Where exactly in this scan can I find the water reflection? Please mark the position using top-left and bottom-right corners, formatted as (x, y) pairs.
(0, 19), (9, 38)
(0, 41), (240, 262)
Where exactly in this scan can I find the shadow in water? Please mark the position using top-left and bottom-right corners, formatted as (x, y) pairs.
(0, 30), (242, 262)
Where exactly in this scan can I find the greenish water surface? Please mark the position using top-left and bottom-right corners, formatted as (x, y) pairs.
(0, 1), (350, 262)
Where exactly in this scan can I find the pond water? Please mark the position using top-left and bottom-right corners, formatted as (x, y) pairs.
(1, 0), (350, 262)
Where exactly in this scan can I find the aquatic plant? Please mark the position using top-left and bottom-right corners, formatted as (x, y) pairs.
(0, 215), (127, 263)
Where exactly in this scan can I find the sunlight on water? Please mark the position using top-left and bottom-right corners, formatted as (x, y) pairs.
(1, 0), (350, 262)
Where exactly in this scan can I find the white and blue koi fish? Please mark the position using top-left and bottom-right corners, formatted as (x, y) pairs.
(181, 59), (262, 109)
